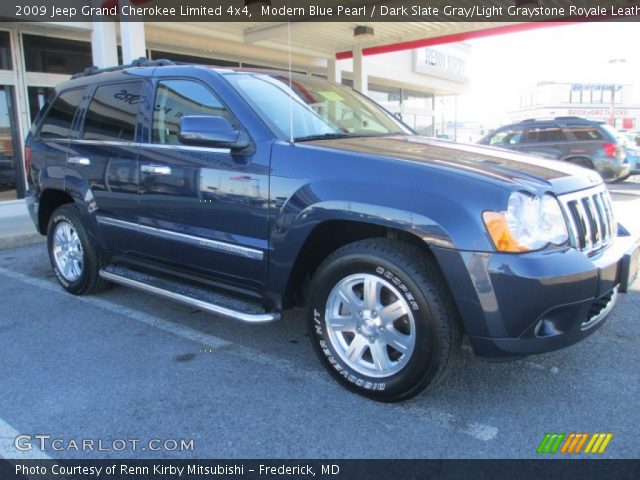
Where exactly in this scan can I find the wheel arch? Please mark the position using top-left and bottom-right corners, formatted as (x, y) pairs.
(280, 217), (450, 309)
(37, 189), (75, 234)
(563, 156), (595, 169)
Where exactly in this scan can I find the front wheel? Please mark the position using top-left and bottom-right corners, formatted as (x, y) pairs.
(307, 239), (461, 402)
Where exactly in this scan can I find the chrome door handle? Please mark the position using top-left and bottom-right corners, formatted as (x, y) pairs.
(68, 156), (91, 166)
(141, 164), (172, 175)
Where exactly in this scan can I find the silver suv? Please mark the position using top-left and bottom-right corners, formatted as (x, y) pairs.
(478, 117), (630, 182)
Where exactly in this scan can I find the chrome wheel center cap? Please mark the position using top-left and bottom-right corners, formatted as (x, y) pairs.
(360, 310), (380, 336)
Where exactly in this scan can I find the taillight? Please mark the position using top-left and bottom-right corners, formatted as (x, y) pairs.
(603, 143), (617, 158)
(25, 146), (32, 181)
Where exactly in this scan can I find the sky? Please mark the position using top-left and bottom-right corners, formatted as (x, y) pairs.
(456, 22), (640, 123)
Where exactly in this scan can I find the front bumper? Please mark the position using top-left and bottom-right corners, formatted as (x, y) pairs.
(432, 235), (639, 360)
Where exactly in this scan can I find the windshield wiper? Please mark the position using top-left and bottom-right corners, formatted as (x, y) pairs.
(293, 132), (355, 142)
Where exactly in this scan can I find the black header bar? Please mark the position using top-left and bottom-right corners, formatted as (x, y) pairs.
(3, 0), (640, 22)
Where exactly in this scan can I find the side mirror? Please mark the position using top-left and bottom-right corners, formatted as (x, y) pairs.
(178, 116), (250, 150)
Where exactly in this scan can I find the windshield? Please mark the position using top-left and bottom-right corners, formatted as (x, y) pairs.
(224, 72), (411, 141)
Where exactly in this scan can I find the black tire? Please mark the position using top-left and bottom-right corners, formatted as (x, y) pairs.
(610, 173), (630, 184)
(47, 204), (109, 295)
(307, 238), (461, 402)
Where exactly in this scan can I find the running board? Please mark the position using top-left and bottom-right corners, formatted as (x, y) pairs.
(99, 265), (280, 324)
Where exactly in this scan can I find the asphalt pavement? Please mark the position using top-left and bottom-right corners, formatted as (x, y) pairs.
(0, 180), (638, 460)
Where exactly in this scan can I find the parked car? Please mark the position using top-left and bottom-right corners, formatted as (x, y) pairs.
(0, 155), (16, 190)
(25, 60), (639, 402)
(624, 145), (640, 176)
(478, 117), (630, 182)
(616, 132), (640, 178)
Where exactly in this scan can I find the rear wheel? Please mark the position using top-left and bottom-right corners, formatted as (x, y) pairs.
(307, 239), (461, 402)
(47, 204), (109, 295)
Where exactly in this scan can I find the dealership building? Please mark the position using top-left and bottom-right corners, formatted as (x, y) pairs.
(0, 20), (485, 202)
(510, 81), (640, 130)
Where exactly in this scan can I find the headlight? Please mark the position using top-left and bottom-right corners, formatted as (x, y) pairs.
(483, 192), (569, 252)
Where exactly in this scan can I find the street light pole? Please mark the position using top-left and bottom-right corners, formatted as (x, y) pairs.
(608, 58), (626, 128)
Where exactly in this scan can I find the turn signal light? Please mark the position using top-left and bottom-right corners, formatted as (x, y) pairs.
(482, 211), (529, 253)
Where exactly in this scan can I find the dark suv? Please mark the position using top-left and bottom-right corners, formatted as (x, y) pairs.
(478, 117), (630, 182)
(25, 60), (639, 402)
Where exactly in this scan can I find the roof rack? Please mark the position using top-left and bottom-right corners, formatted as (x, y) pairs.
(71, 57), (175, 79)
(553, 116), (585, 121)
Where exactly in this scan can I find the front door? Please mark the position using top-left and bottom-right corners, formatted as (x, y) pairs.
(136, 78), (269, 291)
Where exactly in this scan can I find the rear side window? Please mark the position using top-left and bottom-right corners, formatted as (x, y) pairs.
(152, 79), (229, 145)
(567, 126), (604, 141)
(82, 82), (144, 141)
(525, 126), (566, 143)
(38, 89), (84, 139)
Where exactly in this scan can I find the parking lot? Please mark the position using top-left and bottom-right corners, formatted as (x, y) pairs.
(0, 180), (638, 460)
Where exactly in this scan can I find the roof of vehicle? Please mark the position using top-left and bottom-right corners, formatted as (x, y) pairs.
(56, 57), (309, 94)
(513, 116), (605, 125)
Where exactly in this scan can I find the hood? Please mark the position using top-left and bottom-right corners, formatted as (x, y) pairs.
(306, 135), (602, 194)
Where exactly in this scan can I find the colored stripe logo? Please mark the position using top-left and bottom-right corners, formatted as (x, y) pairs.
(537, 433), (612, 454)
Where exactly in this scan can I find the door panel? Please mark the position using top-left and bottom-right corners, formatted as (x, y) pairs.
(70, 81), (144, 253)
(521, 126), (567, 159)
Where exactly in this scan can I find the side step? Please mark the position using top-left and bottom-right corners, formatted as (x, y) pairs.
(99, 265), (281, 324)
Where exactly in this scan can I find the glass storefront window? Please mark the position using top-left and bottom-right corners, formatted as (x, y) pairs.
(403, 91), (430, 111)
(0, 86), (21, 201)
(23, 34), (92, 74)
(369, 84), (402, 113)
(0, 31), (12, 70)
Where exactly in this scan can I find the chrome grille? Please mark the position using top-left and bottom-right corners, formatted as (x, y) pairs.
(559, 185), (615, 255)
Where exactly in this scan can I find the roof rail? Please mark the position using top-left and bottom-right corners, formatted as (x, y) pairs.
(554, 116), (586, 121)
(71, 57), (175, 79)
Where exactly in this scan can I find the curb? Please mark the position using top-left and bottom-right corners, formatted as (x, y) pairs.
(0, 233), (45, 251)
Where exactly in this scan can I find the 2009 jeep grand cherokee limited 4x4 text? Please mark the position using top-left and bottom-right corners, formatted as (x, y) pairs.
(25, 59), (639, 402)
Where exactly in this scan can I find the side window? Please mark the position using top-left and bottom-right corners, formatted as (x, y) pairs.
(82, 82), (144, 141)
(566, 126), (604, 141)
(38, 89), (84, 139)
(525, 126), (566, 143)
(152, 80), (230, 145)
(488, 127), (524, 146)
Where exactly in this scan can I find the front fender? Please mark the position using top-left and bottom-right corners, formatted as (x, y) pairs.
(267, 180), (490, 299)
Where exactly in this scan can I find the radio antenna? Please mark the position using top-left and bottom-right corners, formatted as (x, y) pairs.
(287, 15), (294, 143)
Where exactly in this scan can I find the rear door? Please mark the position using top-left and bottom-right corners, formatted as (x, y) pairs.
(67, 80), (145, 253)
(520, 124), (567, 159)
(136, 77), (270, 291)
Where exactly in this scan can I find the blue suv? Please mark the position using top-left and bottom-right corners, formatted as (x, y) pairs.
(478, 117), (631, 182)
(25, 60), (639, 401)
